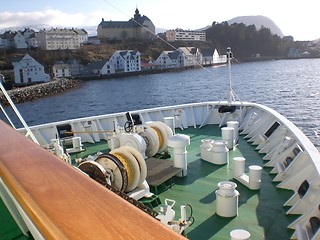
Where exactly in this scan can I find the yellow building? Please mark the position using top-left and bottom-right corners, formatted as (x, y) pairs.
(97, 8), (155, 41)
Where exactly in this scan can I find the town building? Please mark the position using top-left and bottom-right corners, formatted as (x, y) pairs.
(109, 50), (141, 72)
(178, 47), (202, 67)
(37, 28), (88, 50)
(166, 29), (206, 42)
(97, 8), (155, 41)
(67, 59), (82, 76)
(85, 60), (115, 75)
(52, 61), (72, 79)
(23, 28), (38, 48)
(0, 31), (16, 48)
(12, 54), (50, 84)
(13, 31), (28, 49)
(0, 29), (38, 49)
(201, 49), (227, 66)
(153, 50), (186, 69)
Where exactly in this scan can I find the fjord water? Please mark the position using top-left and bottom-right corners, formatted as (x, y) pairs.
(2, 58), (320, 149)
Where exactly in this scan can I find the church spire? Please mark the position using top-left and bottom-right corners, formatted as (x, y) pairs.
(134, 7), (141, 20)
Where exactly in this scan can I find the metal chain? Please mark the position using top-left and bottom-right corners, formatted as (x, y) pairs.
(103, 183), (159, 218)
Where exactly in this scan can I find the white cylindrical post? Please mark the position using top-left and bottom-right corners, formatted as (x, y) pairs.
(222, 127), (234, 149)
(230, 229), (251, 240)
(210, 140), (229, 165)
(227, 121), (239, 145)
(200, 139), (213, 161)
(215, 181), (239, 217)
(163, 117), (175, 135)
(249, 165), (262, 190)
(167, 134), (190, 177)
(233, 157), (246, 178)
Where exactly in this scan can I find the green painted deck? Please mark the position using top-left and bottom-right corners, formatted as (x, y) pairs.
(0, 197), (31, 239)
(160, 125), (296, 239)
(0, 124), (297, 239)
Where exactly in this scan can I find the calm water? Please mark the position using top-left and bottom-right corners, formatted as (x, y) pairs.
(2, 58), (320, 149)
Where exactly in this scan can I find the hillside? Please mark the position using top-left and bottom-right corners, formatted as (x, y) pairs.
(227, 15), (284, 37)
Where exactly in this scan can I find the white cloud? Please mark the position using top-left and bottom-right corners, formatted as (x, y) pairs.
(0, 9), (104, 28)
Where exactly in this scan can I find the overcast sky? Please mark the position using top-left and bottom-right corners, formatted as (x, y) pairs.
(0, 0), (318, 41)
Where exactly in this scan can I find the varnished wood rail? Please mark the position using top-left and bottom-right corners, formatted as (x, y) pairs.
(0, 120), (185, 239)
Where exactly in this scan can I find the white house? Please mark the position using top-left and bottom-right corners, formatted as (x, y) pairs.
(52, 61), (71, 79)
(178, 47), (202, 67)
(212, 49), (227, 65)
(13, 31), (28, 49)
(201, 48), (227, 66)
(109, 50), (141, 73)
(201, 49), (215, 66)
(23, 29), (38, 48)
(153, 50), (186, 69)
(86, 60), (115, 75)
(12, 54), (50, 84)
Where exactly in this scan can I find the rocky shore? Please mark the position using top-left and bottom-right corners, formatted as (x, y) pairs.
(0, 78), (81, 106)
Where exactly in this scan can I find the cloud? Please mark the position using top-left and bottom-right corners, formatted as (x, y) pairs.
(0, 9), (110, 28)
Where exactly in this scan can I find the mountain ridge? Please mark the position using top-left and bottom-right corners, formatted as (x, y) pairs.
(227, 15), (284, 37)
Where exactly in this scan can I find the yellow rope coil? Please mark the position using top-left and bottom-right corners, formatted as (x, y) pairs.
(112, 153), (134, 187)
(151, 126), (164, 149)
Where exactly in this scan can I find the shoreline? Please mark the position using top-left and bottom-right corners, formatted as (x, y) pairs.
(0, 78), (81, 106)
(1, 57), (315, 106)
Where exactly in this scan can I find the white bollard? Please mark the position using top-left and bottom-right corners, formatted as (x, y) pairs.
(249, 165), (262, 190)
(210, 141), (229, 165)
(215, 181), (239, 217)
(233, 157), (246, 178)
(167, 134), (190, 177)
(230, 229), (251, 240)
(200, 139), (214, 161)
(227, 121), (239, 145)
(222, 127), (234, 149)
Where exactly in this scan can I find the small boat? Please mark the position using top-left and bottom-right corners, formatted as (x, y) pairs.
(1, 50), (319, 240)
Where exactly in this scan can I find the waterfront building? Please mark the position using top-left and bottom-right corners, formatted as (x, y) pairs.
(52, 61), (72, 79)
(12, 54), (50, 84)
(178, 47), (202, 67)
(109, 50), (141, 73)
(97, 8), (155, 41)
(85, 60), (115, 75)
(201, 48), (227, 66)
(165, 29), (206, 42)
(153, 50), (186, 69)
(37, 28), (88, 50)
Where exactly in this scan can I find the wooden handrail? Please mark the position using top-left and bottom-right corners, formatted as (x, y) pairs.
(0, 120), (185, 239)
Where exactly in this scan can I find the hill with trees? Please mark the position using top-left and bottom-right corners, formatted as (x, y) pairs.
(205, 21), (298, 58)
(227, 15), (284, 37)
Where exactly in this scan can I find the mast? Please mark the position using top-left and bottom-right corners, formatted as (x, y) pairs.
(226, 47), (239, 104)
